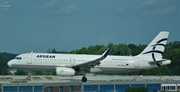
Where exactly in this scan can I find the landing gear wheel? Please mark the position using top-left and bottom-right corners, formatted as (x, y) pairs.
(82, 76), (87, 82)
(27, 76), (31, 80)
(27, 71), (32, 80)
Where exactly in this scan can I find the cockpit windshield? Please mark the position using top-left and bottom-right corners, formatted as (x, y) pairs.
(15, 57), (22, 60)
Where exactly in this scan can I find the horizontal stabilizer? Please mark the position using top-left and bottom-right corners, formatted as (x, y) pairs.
(148, 59), (166, 64)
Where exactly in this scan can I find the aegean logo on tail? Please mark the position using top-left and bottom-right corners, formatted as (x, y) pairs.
(143, 38), (167, 66)
(142, 38), (167, 55)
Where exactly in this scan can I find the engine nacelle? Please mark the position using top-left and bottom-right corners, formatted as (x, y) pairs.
(56, 67), (75, 76)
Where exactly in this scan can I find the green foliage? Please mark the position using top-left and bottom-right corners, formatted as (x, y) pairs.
(70, 45), (105, 54)
(15, 69), (27, 75)
(34, 71), (43, 75)
(47, 48), (59, 53)
(128, 44), (146, 56)
(110, 44), (131, 55)
(125, 87), (133, 92)
(125, 86), (148, 92)
(0, 56), (9, 75)
(70, 43), (131, 56)
(34, 71), (56, 75)
(52, 71), (56, 75)
(0, 52), (17, 60)
(153, 89), (158, 92)
(160, 90), (165, 92)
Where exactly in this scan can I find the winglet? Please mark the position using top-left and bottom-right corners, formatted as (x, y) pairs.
(102, 48), (110, 57)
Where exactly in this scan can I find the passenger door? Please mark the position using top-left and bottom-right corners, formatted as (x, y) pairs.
(27, 54), (32, 64)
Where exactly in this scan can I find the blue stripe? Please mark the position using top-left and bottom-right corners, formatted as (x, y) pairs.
(157, 38), (167, 43)
(152, 53), (156, 61)
(157, 63), (161, 66)
(151, 43), (166, 47)
(143, 50), (164, 55)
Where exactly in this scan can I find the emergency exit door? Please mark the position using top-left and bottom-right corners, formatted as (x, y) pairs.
(134, 58), (139, 68)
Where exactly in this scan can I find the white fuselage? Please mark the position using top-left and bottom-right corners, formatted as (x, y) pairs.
(8, 53), (171, 73)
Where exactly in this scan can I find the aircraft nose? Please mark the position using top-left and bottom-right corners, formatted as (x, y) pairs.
(7, 61), (12, 67)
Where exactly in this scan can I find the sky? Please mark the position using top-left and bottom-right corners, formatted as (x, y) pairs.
(0, 0), (179, 54)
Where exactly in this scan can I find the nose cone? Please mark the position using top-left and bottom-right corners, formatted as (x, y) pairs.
(7, 61), (12, 67)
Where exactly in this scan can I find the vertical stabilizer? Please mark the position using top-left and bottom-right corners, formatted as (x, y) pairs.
(138, 31), (169, 59)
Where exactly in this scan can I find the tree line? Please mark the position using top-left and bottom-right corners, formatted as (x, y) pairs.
(0, 41), (179, 75)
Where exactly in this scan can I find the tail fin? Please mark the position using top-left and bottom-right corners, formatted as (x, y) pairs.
(138, 31), (169, 59)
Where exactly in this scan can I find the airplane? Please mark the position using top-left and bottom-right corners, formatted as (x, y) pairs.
(7, 31), (171, 82)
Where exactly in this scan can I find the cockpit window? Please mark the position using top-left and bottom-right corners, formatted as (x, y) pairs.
(15, 57), (22, 60)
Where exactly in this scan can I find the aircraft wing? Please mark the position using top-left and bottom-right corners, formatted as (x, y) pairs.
(72, 48), (110, 73)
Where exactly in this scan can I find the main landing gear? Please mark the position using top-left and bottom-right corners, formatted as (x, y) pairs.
(82, 76), (87, 82)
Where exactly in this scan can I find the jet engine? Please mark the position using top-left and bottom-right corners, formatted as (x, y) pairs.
(56, 67), (75, 76)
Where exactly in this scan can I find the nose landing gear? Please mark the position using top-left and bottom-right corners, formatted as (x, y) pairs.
(27, 71), (31, 80)
(27, 75), (31, 80)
